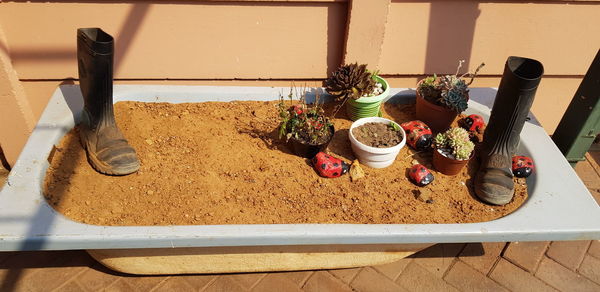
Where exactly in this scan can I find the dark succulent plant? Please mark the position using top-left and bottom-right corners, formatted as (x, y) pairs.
(418, 61), (485, 113)
(324, 63), (375, 102)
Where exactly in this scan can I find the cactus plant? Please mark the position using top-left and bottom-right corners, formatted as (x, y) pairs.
(417, 61), (485, 113)
(433, 127), (475, 160)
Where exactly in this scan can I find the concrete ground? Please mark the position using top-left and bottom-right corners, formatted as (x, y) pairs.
(0, 153), (598, 291)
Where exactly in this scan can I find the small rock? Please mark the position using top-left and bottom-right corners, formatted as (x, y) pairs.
(349, 160), (365, 182)
(415, 188), (434, 203)
(146, 190), (154, 195)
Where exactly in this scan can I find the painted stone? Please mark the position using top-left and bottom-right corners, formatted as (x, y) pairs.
(400, 120), (433, 151)
(461, 114), (485, 133)
(512, 155), (534, 178)
(409, 164), (435, 186)
(312, 152), (349, 178)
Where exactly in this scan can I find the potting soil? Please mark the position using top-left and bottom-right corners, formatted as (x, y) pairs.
(43, 101), (527, 226)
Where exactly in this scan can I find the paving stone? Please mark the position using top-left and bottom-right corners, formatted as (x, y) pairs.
(227, 273), (266, 289)
(444, 260), (508, 292)
(328, 267), (362, 284)
(118, 275), (170, 292)
(183, 274), (218, 290)
(579, 254), (600, 284)
(546, 240), (590, 270)
(350, 267), (408, 292)
(503, 241), (549, 272)
(205, 276), (248, 292)
(18, 260), (88, 291)
(575, 161), (600, 189)
(103, 279), (137, 292)
(372, 258), (412, 280)
(274, 271), (312, 286)
(489, 259), (557, 292)
(535, 256), (600, 291)
(52, 280), (87, 292)
(459, 242), (505, 275)
(589, 240), (600, 259)
(410, 243), (464, 277)
(251, 273), (302, 292)
(303, 271), (353, 292)
(395, 261), (459, 292)
(153, 276), (196, 291)
(75, 263), (121, 291)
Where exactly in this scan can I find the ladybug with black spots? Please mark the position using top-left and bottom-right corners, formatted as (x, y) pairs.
(462, 114), (485, 133)
(512, 156), (534, 178)
(400, 120), (433, 151)
(312, 152), (349, 178)
(409, 164), (435, 186)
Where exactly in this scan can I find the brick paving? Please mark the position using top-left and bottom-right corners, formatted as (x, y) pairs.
(0, 155), (599, 291)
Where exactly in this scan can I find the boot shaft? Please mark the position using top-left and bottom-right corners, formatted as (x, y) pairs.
(483, 56), (544, 157)
(77, 28), (115, 126)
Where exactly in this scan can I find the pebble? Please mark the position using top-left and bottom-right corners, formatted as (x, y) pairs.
(147, 190), (154, 195)
(145, 139), (153, 145)
(415, 189), (434, 203)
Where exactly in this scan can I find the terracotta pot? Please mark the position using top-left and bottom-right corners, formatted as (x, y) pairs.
(289, 125), (335, 158)
(415, 80), (459, 133)
(432, 148), (471, 175)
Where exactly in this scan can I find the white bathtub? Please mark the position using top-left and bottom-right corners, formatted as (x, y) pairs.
(0, 85), (598, 274)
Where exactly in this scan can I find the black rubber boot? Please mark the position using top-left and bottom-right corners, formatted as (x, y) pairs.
(77, 28), (140, 175)
(475, 56), (543, 205)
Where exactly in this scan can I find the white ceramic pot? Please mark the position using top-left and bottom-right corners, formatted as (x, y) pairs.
(348, 117), (406, 168)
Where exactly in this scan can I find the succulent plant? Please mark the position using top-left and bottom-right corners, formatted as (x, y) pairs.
(324, 63), (376, 102)
(433, 127), (474, 160)
(417, 61), (485, 113)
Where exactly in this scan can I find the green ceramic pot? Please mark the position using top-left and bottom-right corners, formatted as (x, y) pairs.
(345, 76), (390, 121)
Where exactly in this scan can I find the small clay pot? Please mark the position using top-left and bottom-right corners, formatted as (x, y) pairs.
(432, 148), (471, 175)
(289, 125), (335, 158)
(415, 80), (459, 133)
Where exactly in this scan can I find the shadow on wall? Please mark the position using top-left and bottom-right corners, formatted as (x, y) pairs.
(3, 1), (346, 79)
(423, 0), (480, 74)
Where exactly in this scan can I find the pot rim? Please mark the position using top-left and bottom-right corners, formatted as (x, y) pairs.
(434, 147), (473, 161)
(349, 117), (406, 154)
(290, 124), (335, 147)
(415, 78), (466, 114)
(351, 75), (390, 104)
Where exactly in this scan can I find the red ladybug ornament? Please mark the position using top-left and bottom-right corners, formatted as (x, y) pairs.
(409, 164), (435, 186)
(312, 152), (349, 178)
(400, 120), (433, 151)
(462, 114), (485, 133)
(512, 156), (534, 178)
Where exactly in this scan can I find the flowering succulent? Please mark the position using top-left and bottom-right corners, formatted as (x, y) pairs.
(417, 61), (485, 113)
(433, 127), (474, 160)
(278, 89), (333, 145)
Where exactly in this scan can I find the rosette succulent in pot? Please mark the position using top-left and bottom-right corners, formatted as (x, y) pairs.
(433, 127), (475, 160)
(432, 127), (475, 175)
(324, 63), (388, 121)
(417, 61), (485, 114)
(415, 61), (485, 132)
(324, 63), (377, 102)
